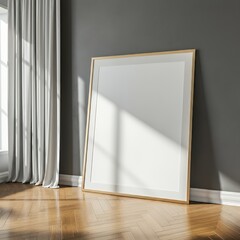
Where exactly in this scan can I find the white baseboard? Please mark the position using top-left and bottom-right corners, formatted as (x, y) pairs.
(190, 188), (240, 207)
(59, 174), (82, 187)
(0, 171), (8, 183)
(58, 175), (240, 207)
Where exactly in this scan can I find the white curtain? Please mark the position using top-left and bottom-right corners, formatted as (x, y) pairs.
(8, 0), (60, 188)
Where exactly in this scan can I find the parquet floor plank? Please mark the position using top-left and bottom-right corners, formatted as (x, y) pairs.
(0, 183), (240, 239)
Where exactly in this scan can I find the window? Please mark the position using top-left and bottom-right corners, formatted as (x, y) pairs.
(0, 6), (8, 153)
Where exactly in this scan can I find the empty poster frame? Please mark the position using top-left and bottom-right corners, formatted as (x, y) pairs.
(82, 49), (196, 203)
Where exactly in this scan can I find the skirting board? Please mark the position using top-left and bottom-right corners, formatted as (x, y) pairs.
(190, 188), (240, 207)
(59, 174), (82, 187)
(58, 175), (240, 207)
(0, 171), (8, 183)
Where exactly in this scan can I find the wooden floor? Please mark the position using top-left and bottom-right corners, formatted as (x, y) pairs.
(0, 184), (240, 240)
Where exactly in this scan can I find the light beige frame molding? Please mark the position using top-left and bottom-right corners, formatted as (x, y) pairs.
(82, 49), (196, 204)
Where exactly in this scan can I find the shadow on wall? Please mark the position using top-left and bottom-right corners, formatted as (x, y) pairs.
(60, 0), (90, 176)
(191, 52), (240, 198)
(191, 52), (220, 195)
(60, 0), (76, 176)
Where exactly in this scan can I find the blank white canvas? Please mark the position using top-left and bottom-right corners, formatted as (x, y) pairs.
(84, 51), (195, 202)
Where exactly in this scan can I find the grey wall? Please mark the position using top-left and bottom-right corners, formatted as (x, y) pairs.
(0, 152), (8, 173)
(0, 0), (7, 8)
(60, 0), (240, 192)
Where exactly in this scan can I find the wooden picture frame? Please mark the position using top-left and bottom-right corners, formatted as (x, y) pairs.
(82, 49), (196, 203)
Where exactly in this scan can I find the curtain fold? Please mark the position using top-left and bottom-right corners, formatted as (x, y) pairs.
(8, 0), (60, 188)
